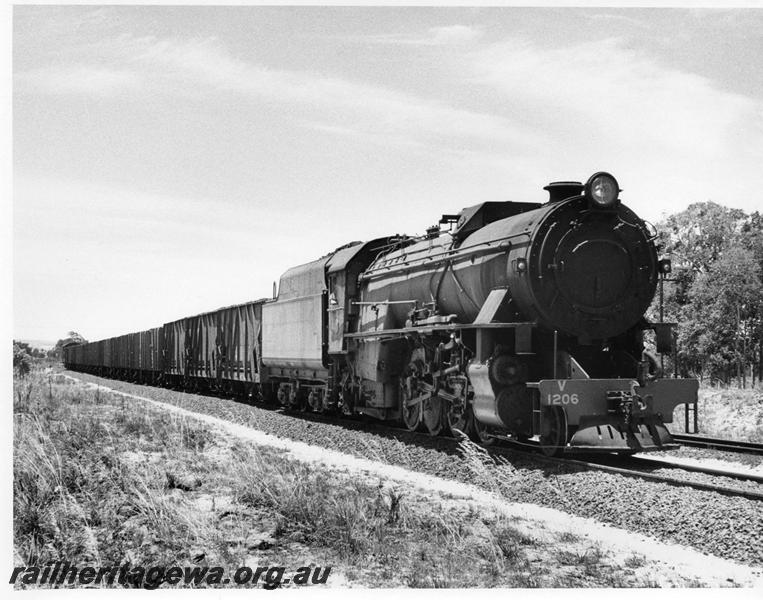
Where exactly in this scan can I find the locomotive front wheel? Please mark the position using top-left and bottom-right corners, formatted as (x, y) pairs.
(469, 413), (495, 446)
(540, 406), (567, 457)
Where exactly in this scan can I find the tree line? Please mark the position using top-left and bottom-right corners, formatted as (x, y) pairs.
(13, 332), (88, 377)
(653, 202), (762, 387)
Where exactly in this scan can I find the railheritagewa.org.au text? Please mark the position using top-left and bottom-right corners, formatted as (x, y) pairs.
(10, 562), (331, 589)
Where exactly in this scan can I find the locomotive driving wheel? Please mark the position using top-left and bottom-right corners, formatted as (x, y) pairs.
(540, 406), (568, 457)
(400, 358), (427, 432)
(443, 376), (469, 435)
(400, 373), (423, 431)
(422, 393), (444, 436)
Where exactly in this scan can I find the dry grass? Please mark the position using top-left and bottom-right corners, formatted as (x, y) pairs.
(672, 387), (763, 442)
(232, 445), (543, 587)
(13, 371), (225, 587)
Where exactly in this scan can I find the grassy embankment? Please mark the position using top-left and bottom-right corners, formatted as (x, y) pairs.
(671, 387), (763, 442)
(14, 369), (696, 588)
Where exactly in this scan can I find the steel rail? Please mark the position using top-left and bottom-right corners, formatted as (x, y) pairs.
(561, 457), (763, 501)
(488, 437), (763, 501)
(625, 455), (763, 485)
(671, 434), (763, 456)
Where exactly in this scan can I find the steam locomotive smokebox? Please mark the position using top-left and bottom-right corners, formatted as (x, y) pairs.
(505, 197), (659, 340)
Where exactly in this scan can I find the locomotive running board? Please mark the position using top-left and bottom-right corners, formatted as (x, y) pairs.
(344, 321), (537, 339)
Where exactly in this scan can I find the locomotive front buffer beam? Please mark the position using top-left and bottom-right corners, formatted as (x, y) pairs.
(535, 378), (699, 454)
(471, 359), (699, 454)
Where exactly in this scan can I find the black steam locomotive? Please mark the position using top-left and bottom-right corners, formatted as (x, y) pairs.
(64, 172), (698, 455)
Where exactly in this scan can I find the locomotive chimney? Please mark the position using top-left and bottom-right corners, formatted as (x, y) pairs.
(544, 181), (583, 203)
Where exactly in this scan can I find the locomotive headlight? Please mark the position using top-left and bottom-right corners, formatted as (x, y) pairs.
(585, 172), (620, 209)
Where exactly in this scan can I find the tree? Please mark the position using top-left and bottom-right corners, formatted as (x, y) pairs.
(14, 341), (47, 359)
(738, 211), (763, 384)
(679, 247), (761, 384)
(13, 342), (32, 377)
(48, 331), (88, 360)
(656, 201), (746, 307)
(653, 202), (763, 384)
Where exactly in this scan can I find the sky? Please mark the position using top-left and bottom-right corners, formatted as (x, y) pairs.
(11, 5), (763, 344)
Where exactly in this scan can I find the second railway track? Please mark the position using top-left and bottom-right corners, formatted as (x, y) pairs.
(487, 436), (763, 502)
(553, 454), (763, 502)
(670, 433), (763, 455)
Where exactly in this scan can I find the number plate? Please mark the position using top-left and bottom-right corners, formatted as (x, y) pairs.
(538, 379), (636, 426)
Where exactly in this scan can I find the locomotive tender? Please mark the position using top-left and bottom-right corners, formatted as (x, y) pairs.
(64, 172), (698, 455)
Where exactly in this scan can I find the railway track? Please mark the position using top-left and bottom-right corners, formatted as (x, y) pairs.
(490, 437), (763, 502)
(63, 371), (763, 502)
(567, 455), (763, 501)
(671, 433), (763, 456)
(625, 455), (763, 484)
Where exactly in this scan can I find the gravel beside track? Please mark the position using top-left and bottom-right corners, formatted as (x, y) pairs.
(64, 371), (763, 567)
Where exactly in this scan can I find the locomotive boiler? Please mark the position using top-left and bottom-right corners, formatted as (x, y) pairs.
(64, 171), (698, 456)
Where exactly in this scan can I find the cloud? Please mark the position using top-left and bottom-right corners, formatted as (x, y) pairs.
(360, 24), (483, 46)
(428, 25), (483, 45)
(16, 33), (539, 150)
(470, 37), (761, 158)
(13, 173), (312, 338)
(584, 12), (650, 30)
(302, 120), (429, 150)
(129, 36), (541, 148)
(463, 35), (763, 218)
(15, 64), (140, 97)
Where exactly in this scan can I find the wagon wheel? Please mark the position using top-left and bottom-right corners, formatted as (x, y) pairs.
(292, 388), (309, 412)
(276, 385), (289, 407)
(307, 389), (323, 413)
(540, 406), (568, 457)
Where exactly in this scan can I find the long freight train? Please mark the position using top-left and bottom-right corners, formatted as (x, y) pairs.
(64, 172), (698, 455)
